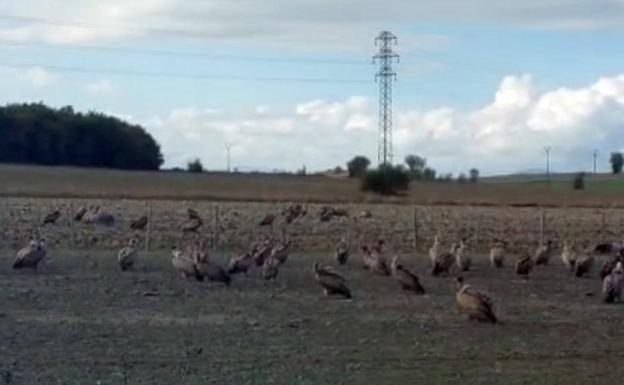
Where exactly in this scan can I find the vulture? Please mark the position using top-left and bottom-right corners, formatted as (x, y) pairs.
(332, 208), (349, 217)
(92, 208), (115, 227)
(182, 217), (203, 234)
(514, 253), (533, 279)
(118, 238), (139, 271)
(227, 252), (255, 275)
(253, 240), (274, 267)
(259, 214), (276, 227)
(74, 206), (88, 222)
(262, 256), (280, 281)
(130, 215), (148, 231)
(42, 210), (61, 225)
(13, 238), (46, 270)
(432, 244), (455, 277)
(534, 240), (554, 266)
(602, 261), (624, 303)
(312, 262), (352, 299)
(561, 240), (577, 271)
(271, 240), (292, 265)
(455, 276), (497, 323)
(390, 256), (425, 294)
(335, 238), (349, 265)
(600, 254), (624, 281)
(574, 253), (594, 278)
(171, 246), (203, 281)
(594, 242), (613, 255)
(195, 259), (231, 286)
(489, 241), (505, 268)
(358, 210), (372, 219)
(455, 239), (471, 272)
(429, 234), (442, 266)
(361, 247), (390, 276)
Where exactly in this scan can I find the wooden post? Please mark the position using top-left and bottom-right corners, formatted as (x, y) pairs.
(145, 200), (152, 252)
(539, 207), (545, 244)
(213, 205), (220, 250)
(412, 206), (418, 251)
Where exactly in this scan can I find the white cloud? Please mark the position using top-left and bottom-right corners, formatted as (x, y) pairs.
(18, 66), (58, 87)
(144, 74), (624, 175)
(86, 79), (116, 95)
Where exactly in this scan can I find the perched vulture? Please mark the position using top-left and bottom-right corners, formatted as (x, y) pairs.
(600, 254), (624, 281)
(574, 254), (594, 278)
(182, 218), (203, 234)
(561, 240), (577, 271)
(603, 261), (624, 303)
(455, 239), (471, 272)
(253, 240), (274, 267)
(534, 240), (554, 266)
(271, 240), (292, 265)
(432, 244), (456, 277)
(390, 256), (425, 294)
(130, 216), (148, 231)
(312, 262), (351, 299)
(195, 259), (231, 286)
(171, 246), (203, 281)
(74, 206), (88, 222)
(187, 208), (201, 220)
(92, 208), (115, 227)
(335, 239), (349, 265)
(489, 242), (505, 268)
(594, 242), (613, 255)
(514, 254), (533, 279)
(429, 234), (442, 266)
(13, 238), (46, 270)
(455, 276), (497, 323)
(42, 210), (61, 225)
(118, 238), (139, 271)
(262, 256), (280, 281)
(361, 247), (390, 276)
(259, 214), (276, 227)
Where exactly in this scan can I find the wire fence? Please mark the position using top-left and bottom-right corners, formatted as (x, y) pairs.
(0, 197), (622, 254)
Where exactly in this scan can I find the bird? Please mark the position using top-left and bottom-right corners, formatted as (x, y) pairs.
(594, 242), (614, 255)
(227, 252), (255, 275)
(270, 240), (291, 265)
(74, 206), (88, 222)
(92, 208), (115, 227)
(182, 217), (203, 234)
(362, 247), (390, 276)
(335, 238), (349, 265)
(358, 210), (372, 219)
(130, 215), (148, 231)
(171, 246), (203, 281)
(455, 239), (471, 272)
(489, 241), (505, 268)
(13, 238), (46, 271)
(429, 234), (442, 265)
(118, 238), (139, 271)
(42, 210), (61, 225)
(574, 253), (594, 278)
(390, 256), (425, 294)
(602, 261), (624, 303)
(455, 276), (497, 323)
(195, 259), (231, 286)
(514, 253), (534, 279)
(561, 240), (577, 271)
(262, 256), (280, 281)
(600, 254), (624, 281)
(187, 208), (201, 220)
(534, 240), (554, 266)
(312, 262), (351, 299)
(432, 244), (455, 277)
(259, 214), (275, 227)
(253, 239), (274, 267)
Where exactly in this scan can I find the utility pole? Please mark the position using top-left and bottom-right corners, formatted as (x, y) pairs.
(373, 31), (399, 167)
(226, 144), (231, 173)
(545, 146), (551, 183)
(593, 149), (598, 175)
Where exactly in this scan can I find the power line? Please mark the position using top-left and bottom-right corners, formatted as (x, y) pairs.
(0, 38), (367, 66)
(0, 62), (370, 84)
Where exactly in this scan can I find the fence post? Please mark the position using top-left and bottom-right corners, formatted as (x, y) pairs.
(213, 205), (220, 250)
(145, 200), (152, 252)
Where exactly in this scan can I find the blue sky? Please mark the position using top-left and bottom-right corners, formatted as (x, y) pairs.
(1, 1), (624, 175)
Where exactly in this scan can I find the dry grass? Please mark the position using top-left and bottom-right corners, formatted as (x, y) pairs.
(3, 164), (624, 207)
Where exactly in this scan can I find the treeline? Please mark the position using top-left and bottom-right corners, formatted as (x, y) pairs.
(0, 103), (163, 170)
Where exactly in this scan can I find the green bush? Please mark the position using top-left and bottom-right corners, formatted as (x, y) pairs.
(187, 158), (204, 173)
(361, 165), (410, 195)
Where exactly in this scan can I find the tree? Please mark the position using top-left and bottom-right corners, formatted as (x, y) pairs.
(361, 164), (410, 195)
(346, 156), (371, 178)
(187, 158), (204, 173)
(573, 172), (585, 190)
(457, 173), (467, 184)
(404, 154), (426, 179)
(469, 168), (480, 183)
(423, 167), (436, 181)
(610, 152), (624, 174)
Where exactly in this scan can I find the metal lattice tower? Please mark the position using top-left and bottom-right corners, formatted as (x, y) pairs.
(373, 31), (399, 166)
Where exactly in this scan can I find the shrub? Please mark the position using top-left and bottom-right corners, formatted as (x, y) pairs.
(573, 172), (585, 190)
(347, 156), (371, 178)
(187, 158), (204, 173)
(611, 152), (623, 174)
(361, 165), (410, 195)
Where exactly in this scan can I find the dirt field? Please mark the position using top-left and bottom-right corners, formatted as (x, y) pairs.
(1, 248), (624, 385)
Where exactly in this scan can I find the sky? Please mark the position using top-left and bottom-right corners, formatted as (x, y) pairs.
(1, 1), (624, 175)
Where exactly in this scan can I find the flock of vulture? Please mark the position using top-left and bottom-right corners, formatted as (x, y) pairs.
(9, 205), (624, 324)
